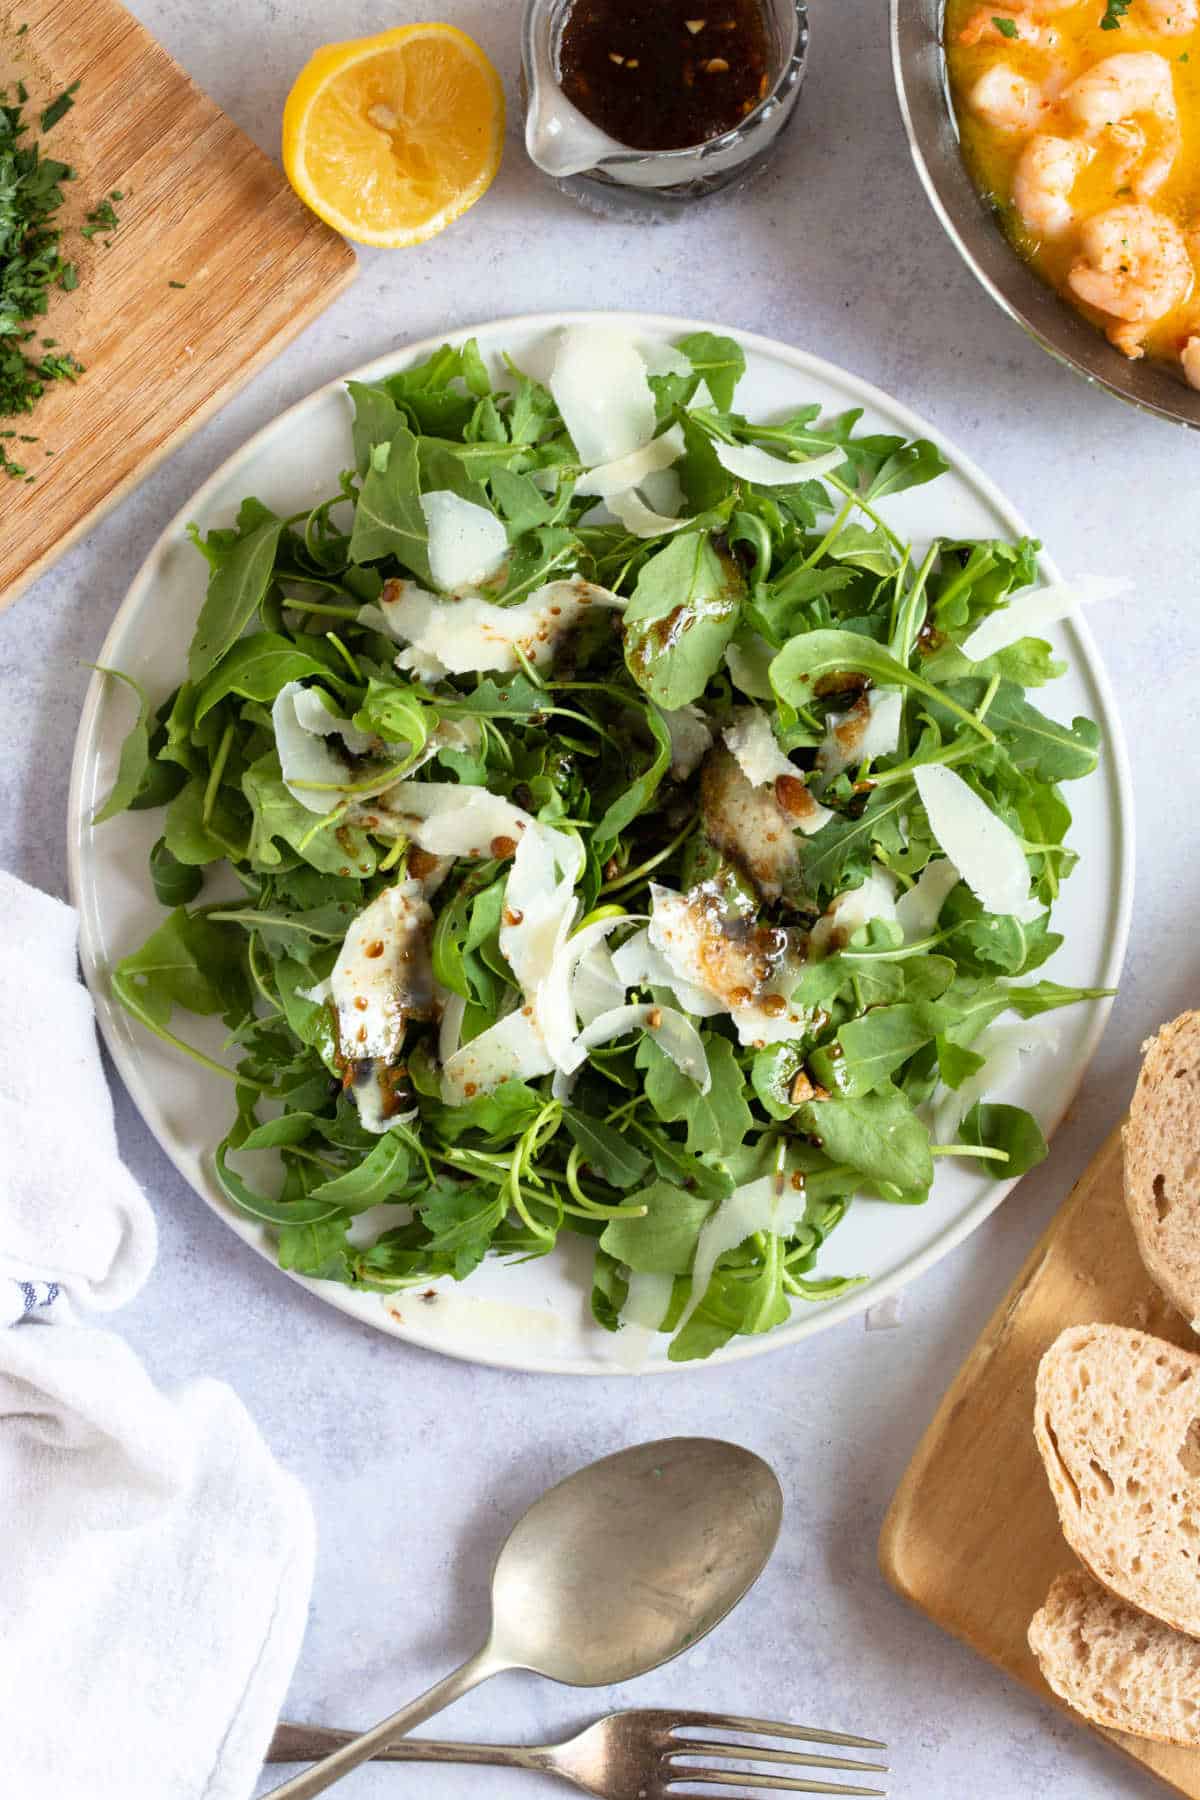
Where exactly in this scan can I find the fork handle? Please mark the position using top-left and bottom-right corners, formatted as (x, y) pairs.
(268, 1723), (549, 1771)
(259, 1645), (503, 1797)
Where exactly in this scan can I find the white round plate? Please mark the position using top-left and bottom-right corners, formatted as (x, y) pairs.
(69, 312), (1134, 1375)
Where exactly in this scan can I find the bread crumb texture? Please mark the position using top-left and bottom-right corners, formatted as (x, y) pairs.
(1030, 1567), (1200, 1745)
(1035, 1325), (1200, 1636)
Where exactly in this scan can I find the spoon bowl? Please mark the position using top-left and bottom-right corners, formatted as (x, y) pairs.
(264, 1436), (783, 1798)
(489, 1437), (784, 1684)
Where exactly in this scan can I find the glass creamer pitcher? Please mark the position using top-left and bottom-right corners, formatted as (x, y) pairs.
(522, 0), (809, 215)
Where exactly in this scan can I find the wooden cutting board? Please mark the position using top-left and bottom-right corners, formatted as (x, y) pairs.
(879, 1125), (1200, 1798)
(0, 0), (356, 606)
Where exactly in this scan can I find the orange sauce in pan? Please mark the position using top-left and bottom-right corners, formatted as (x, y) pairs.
(944, 0), (1200, 372)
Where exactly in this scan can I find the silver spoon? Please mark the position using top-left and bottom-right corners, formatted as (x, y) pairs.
(263, 1436), (783, 1799)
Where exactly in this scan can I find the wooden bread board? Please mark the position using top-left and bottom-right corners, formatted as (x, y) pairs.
(879, 1125), (1200, 1797)
(0, 0), (357, 606)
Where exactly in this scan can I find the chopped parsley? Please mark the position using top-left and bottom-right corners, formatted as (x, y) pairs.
(38, 80), (79, 133)
(168, 278), (186, 289)
(81, 192), (121, 240)
(0, 90), (84, 428)
(992, 15), (1019, 36)
(0, 82), (115, 471)
(1100, 0), (1132, 25)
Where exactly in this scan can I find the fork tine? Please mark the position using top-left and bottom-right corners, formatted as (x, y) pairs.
(668, 1713), (885, 1752)
(665, 1770), (886, 1797)
(669, 1742), (887, 1774)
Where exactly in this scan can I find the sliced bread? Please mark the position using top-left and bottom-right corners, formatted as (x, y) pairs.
(1124, 1011), (1200, 1326)
(1034, 1323), (1200, 1636)
(1029, 1567), (1200, 1745)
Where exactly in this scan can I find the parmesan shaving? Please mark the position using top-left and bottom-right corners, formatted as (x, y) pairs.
(500, 822), (585, 1002)
(440, 1006), (554, 1105)
(572, 939), (626, 1027)
(330, 881), (434, 1133)
(646, 887), (808, 1045)
(550, 324), (657, 467)
(960, 575), (1127, 663)
(574, 1002), (709, 1091)
(639, 466), (685, 519)
(714, 440), (844, 487)
(730, 976), (811, 1048)
(915, 763), (1041, 923)
(272, 681), (385, 815)
(359, 587), (444, 684)
(607, 490), (696, 538)
(375, 579), (623, 679)
(933, 1021), (1056, 1140)
(609, 925), (722, 1018)
(700, 746), (830, 906)
(575, 426), (686, 499)
(610, 1269), (674, 1370)
(436, 822), (592, 1101)
(377, 783), (534, 858)
(723, 706), (797, 788)
(291, 685), (373, 756)
(809, 869), (898, 958)
(895, 858), (962, 941)
(419, 489), (509, 594)
(351, 1083), (417, 1137)
(675, 1174), (808, 1339)
(536, 912), (637, 1073)
(637, 340), (691, 380)
(816, 688), (903, 778)
(658, 702), (713, 779)
(439, 991), (466, 1065)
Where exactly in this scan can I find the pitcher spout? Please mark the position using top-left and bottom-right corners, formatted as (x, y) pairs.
(524, 87), (624, 179)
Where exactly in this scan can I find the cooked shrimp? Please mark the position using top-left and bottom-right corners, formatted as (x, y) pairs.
(1067, 202), (1193, 354)
(1139, 0), (1199, 34)
(969, 65), (1044, 131)
(1013, 134), (1093, 236)
(1062, 52), (1181, 196)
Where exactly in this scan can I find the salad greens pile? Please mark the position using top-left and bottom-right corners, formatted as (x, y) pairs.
(99, 327), (1110, 1362)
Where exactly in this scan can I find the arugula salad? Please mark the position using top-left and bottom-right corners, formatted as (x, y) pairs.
(99, 324), (1112, 1363)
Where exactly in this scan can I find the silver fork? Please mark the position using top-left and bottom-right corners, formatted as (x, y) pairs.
(267, 1709), (889, 1797)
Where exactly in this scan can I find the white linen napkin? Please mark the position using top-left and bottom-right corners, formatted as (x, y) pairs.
(0, 1324), (315, 1800)
(0, 869), (317, 1798)
(0, 869), (156, 1321)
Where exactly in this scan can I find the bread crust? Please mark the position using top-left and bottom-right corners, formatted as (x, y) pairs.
(1123, 1011), (1200, 1324)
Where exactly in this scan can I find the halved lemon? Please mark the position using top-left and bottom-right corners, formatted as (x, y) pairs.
(282, 24), (505, 249)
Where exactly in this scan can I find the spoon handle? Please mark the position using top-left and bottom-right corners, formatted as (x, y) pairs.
(259, 1644), (504, 1798)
